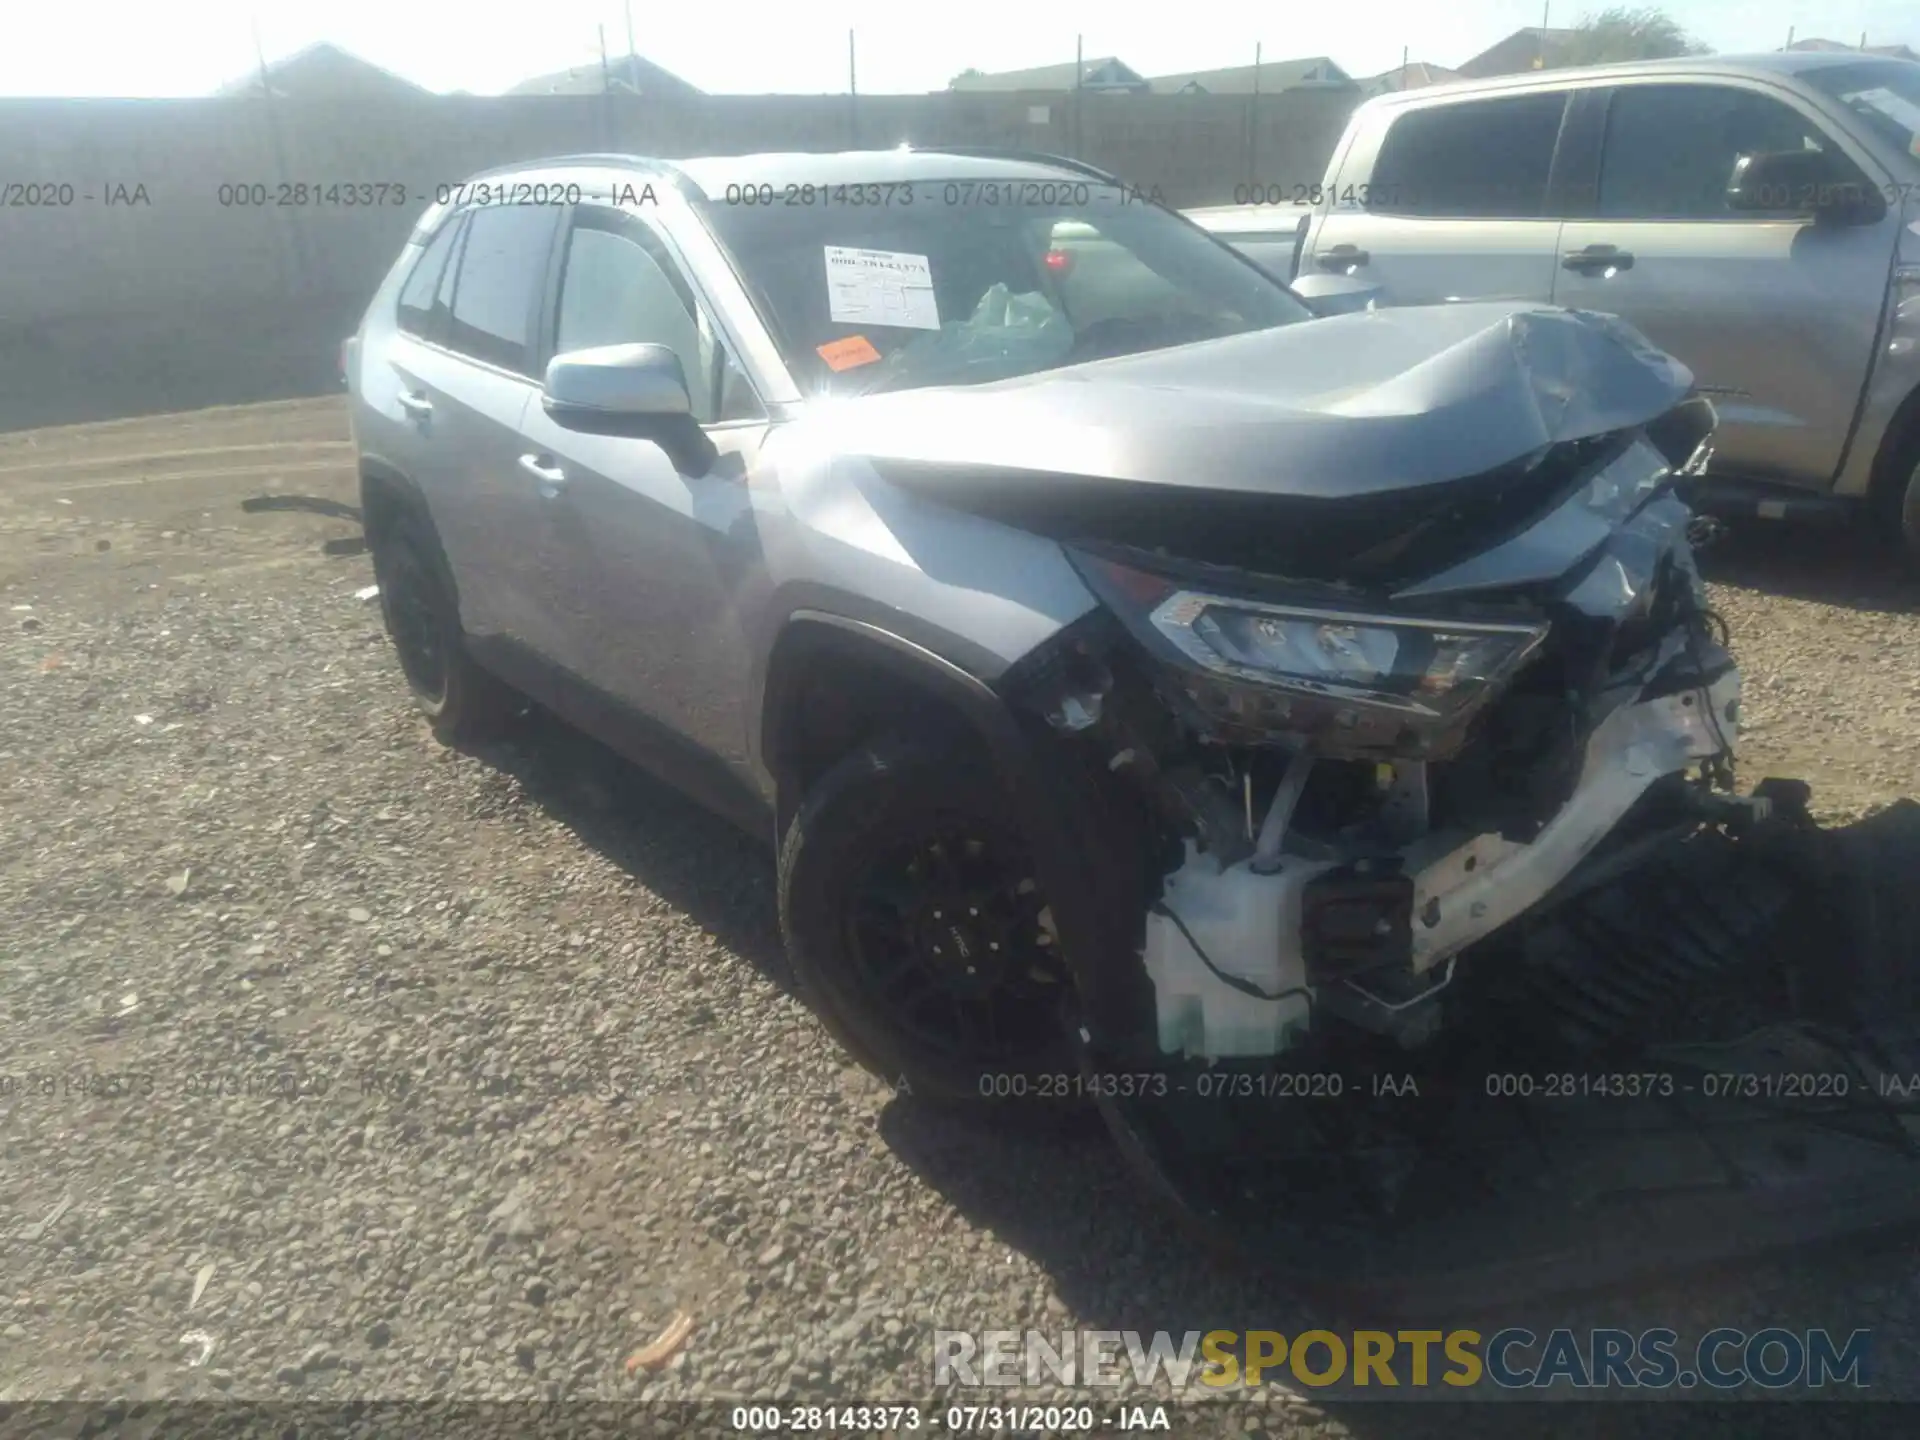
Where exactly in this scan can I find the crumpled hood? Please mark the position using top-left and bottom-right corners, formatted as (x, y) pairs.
(806, 303), (1695, 498)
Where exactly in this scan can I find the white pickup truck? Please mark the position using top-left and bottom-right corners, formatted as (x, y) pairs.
(1195, 51), (1920, 567)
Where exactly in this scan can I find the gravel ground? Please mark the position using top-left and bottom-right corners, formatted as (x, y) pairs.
(2, 398), (1919, 1431)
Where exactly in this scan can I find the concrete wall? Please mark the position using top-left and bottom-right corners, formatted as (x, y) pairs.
(0, 90), (1357, 432)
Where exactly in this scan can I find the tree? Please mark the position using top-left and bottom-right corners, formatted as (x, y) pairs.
(1558, 6), (1709, 66)
(948, 67), (986, 88)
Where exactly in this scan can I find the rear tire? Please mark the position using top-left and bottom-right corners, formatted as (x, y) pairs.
(372, 516), (518, 743)
(777, 735), (1085, 1115)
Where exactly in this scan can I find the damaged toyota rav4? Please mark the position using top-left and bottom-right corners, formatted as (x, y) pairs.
(350, 149), (1920, 1287)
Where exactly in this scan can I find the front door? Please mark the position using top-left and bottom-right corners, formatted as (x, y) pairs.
(515, 203), (771, 812)
(1552, 81), (1900, 489)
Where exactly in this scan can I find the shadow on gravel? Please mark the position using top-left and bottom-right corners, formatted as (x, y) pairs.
(453, 706), (793, 997)
(441, 697), (1920, 1358)
(1698, 521), (1920, 616)
(871, 1095), (1300, 1325)
(446, 706), (1313, 1326)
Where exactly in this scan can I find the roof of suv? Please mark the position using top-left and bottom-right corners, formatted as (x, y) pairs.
(1362, 48), (1914, 109)
(465, 147), (1119, 198)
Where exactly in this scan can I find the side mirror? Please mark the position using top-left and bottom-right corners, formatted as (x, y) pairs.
(542, 343), (716, 475)
(1726, 150), (1886, 225)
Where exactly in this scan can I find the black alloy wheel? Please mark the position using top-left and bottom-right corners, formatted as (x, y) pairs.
(777, 737), (1083, 1109)
(371, 516), (518, 742)
(380, 539), (449, 705)
(842, 820), (1067, 1069)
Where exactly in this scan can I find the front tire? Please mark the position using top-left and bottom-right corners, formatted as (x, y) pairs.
(371, 516), (518, 743)
(777, 736), (1082, 1111)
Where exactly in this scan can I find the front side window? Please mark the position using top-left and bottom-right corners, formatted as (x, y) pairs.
(1368, 93), (1569, 218)
(552, 213), (759, 424)
(696, 181), (1311, 397)
(1598, 84), (1843, 219)
(444, 204), (557, 374)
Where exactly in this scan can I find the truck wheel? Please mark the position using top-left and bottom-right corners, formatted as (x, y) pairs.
(372, 516), (518, 742)
(1901, 456), (1920, 575)
(777, 736), (1083, 1112)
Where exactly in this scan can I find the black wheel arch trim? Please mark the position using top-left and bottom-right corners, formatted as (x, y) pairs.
(760, 611), (1021, 835)
(357, 456), (464, 616)
(760, 609), (1142, 1042)
(1866, 379), (1920, 518)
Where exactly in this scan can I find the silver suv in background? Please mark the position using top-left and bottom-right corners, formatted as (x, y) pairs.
(1300, 52), (1920, 564)
(1182, 204), (1310, 283)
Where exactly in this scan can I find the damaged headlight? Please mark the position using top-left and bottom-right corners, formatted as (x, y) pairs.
(1071, 550), (1550, 758)
(1155, 594), (1548, 718)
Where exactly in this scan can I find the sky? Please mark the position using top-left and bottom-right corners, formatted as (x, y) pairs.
(3, 0), (1917, 98)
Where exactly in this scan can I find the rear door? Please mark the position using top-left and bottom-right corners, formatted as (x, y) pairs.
(403, 201), (565, 660)
(1305, 89), (1574, 305)
(1552, 80), (1900, 490)
(514, 201), (772, 812)
(360, 214), (464, 503)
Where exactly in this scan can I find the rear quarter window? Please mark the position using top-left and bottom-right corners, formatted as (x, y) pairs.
(395, 219), (463, 341)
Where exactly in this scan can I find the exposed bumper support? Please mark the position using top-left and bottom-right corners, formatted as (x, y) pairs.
(1407, 665), (1742, 971)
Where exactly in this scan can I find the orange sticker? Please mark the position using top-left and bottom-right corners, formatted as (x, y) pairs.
(816, 335), (882, 371)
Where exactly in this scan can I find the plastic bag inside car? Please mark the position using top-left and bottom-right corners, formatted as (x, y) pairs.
(849, 282), (1073, 393)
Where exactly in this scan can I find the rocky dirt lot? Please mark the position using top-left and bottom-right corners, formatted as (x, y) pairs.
(2, 398), (1919, 1433)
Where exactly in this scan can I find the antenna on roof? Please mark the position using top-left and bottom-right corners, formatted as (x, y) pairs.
(625, 0), (639, 93)
(597, 25), (614, 144)
(249, 16), (281, 98)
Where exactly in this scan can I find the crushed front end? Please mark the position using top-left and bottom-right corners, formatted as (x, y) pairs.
(1011, 402), (1736, 1066)
(998, 398), (1920, 1302)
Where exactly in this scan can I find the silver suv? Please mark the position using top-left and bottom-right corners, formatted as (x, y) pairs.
(1302, 52), (1920, 562)
(346, 146), (1748, 1128)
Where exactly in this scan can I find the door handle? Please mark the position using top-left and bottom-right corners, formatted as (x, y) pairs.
(396, 390), (433, 419)
(1315, 244), (1370, 271)
(519, 453), (567, 488)
(1561, 245), (1635, 274)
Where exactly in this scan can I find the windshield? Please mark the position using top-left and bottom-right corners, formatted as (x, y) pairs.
(1803, 60), (1920, 167)
(695, 180), (1313, 396)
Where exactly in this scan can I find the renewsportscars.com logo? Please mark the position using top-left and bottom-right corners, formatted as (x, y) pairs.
(933, 1327), (1872, 1391)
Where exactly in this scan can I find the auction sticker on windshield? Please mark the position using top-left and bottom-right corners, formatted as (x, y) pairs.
(816, 334), (883, 371)
(825, 246), (940, 330)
